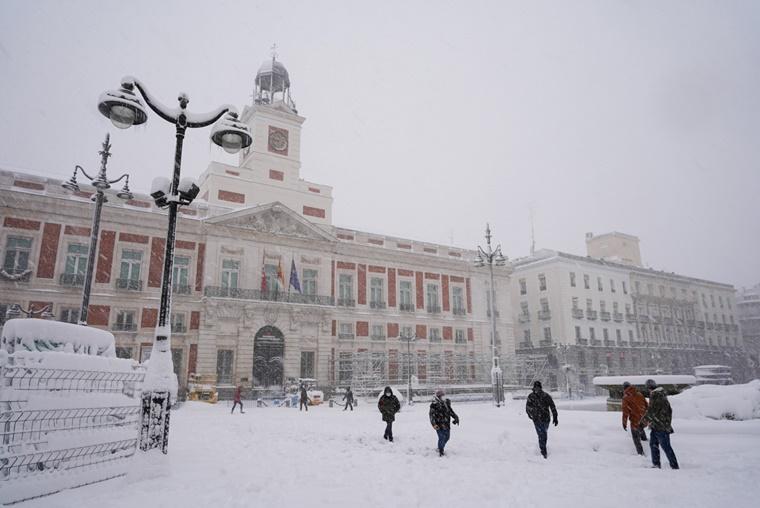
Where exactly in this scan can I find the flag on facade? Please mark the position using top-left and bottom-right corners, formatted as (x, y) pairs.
(289, 258), (301, 293)
(277, 260), (285, 291)
(260, 265), (268, 293)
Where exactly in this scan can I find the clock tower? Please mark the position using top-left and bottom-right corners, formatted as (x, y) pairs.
(197, 53), (333, 225)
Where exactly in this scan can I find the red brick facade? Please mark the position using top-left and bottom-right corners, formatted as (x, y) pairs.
(141, 308), (158, 328)
(466, 278), (472, 314)
(269, 169), (284, 181)
(441, 275), (450, 311)
(95, 230), (116, 283)
(195, 243), (205, 292)
(357, 264), (367, 305)
(387, 323), (399, 338)
(388, 268), (396, 307)
(88, 305), (110, 326)
(13, 180), (45, 190)
(415, 272), (424, 309)
(148, 237), (165, 288)
(356, 321), (369, 337)
(303, 206), (325, 218)
(3, 217), (40, 230)
(64, 225), (90, 236)
(218, 189), (245, 204)
(190, 311), (200, 330)
(36, 223), (61, 279)
(416, 324), (427, 339)
(443, 326), (453, 341)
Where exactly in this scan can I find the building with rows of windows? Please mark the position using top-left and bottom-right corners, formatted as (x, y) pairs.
(510, 232), (753, 393)
(0, 56), (513, 395)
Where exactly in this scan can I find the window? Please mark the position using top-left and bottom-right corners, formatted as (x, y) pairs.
(455, 329), (466, 344)
(718, 295), (724, 308)
(610, 279), (616, 293)
(523, 329), (531, 341)
(115, 346), (133, 359)
(220, 259), (240, 290)
(171, 312), (187, 333)
(590, 327), (596, 340)
(64, 243), (88, 276)
(625, 303), (631, 314)
(452, 286), (465, 313)
(119, 250), (142, 284)
(401, 325), (413, 337)
(264, 264), (278, 292)
(569, 272), (576, 287)
(399, 280), (413, 310)
(519, 278), (527, 295)
(216, 349), (234, 384)
(659, 285), (665, 297)
(429, 327), (441, 342)
(538, 273), (546, 291)
(575, 326), (581, 340)
(583, 274), (590, 289)
(600, 301), (606, 312)
(339, 322), (354, 338)
(572, 297), (579, 309)
(647, 284), (653, 295)
(60, 307), (80, 324)
(370, 277), (385, 308)
(543, 327), (552, 341)
(603, 328), (609, 340)
(622, 281), (628, 294)
(635, 281), (641, 293)
(520, 301), (529, 315)
(338, 274), (353, 305)
(171, 348), (183, 379)
(114, 310), (136, 331)
(426, 284), (440, 312)
(140, 345), (152, 363)
(629, 330), (634, 341)
(540, 298), (549, 313)
(173, 255), (190, 292)
(3, 236), (32, 274)
(371, 324), (385, 340)
(303, 269), (318, 296)
(300, 351), (315, 378)
(613, 302), (619, 313)
(597, 277), (603, 291)
(586, 298), (593, 311)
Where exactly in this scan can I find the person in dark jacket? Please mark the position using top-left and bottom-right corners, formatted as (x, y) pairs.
(377, 386), (401, 441)
(231, 385), (244, 414)
(641, 379), (679, 469)
(621, 381), (648, 455)
(343, 386), (354, 411)
(299, 384), (309, 412)
(429, 388), (459, 456)
(525, 380), (558, 458)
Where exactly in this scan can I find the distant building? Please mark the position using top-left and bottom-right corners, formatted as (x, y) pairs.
(510, 235), (751, 393)
(737, 283), (760, 371)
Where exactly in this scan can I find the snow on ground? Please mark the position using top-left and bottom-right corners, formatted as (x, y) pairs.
(19, 398), (760, 508)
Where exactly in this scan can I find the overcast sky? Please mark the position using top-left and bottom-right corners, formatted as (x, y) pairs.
(0, 0), (758, 288)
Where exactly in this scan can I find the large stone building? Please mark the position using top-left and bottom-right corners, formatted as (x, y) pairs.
(0, 56), (513, 395)
(737, 283), (760, 369)
(510, 232), (753, 393)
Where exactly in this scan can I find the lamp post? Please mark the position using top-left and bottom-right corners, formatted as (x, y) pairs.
(398, 332), (417, 405)
(474, 223), (507, 407)
(62, 134), (133, 325)
(98, 77), (252, 454)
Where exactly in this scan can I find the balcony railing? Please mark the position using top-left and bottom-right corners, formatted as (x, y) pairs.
(112, 322), (137, 332)
(427, 305), (441, 314)
(338, 332), (355, 340)
(617, 340), (628, 347)
(600, 311), (611, 322)
(538, 310), (551, 320)
(399, 303), (415, 312)
(518, 341), (534, 349)
(369, 301), (386, 310)
(371, 333), (386, 340)
(613, 312), (623, 322)
(539, 339), (553, 347)
(59, 273), (85, 287)
(586, 310), (598, 320)
(115, 278), (142, 291)
(337, 298), (356, 308)
(429, 335), (442, 343)
(203, 286), (335, 306)
(518, 313), (531, 323)
(590, 339), (601, 346)
(0, 268), (31, 282)
(576, 338), (588, 345)
(603, 339), (615, 347)
(172, 284), (192, 295)
(571, 308), (584, 319)
(626, 313), (637, 323)
(452, 307), (467, 316)
(171, 324), (187, 334)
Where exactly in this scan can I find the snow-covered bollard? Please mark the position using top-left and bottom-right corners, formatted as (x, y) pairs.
(139, 332), (178, 454)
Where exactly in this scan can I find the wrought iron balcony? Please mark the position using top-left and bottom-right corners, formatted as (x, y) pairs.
(59, 273), (85, 287)
(600, 311), (611, 321)
(576, 338), (588, 345)
(172, 284), (192, 295)
(115, 278), (142, 291)
(337, 298), (356, 308)
(571, 308), (584, 319)
(112, 322), (137, 332)
(370, 301), (387, 310)
(429, 335), (442, 342)
(626, 313), (637, 323)
(590, 339), (601, 346)
(518, 313), (531, 323)
(452, 307), (467, 316)
(399, 303), (415, 312)
(603, 339), (615, 347)
(617, 340), (628, 347)
(538, 310), (551, 320)
(1, 268), (31, 282)
(427, 305), (441, 314)
(613, 312), (623, 322)
(203, 286), (335, 306)
(371, 333), (386, 340)
(338, 332), (355, 340)
(585, 310), (598, 320)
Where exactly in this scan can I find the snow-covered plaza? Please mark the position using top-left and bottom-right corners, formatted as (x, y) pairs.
(20, 396), (760, 508)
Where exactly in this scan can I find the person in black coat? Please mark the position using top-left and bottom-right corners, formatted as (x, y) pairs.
(299, 384), (309, 412)
(429, 388), (459, 456)
(377, 386), (401, 441)
(525, 380), (558, 458)
(343, 386), (354, 411)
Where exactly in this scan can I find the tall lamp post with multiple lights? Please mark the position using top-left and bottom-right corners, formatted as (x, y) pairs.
(97, 77), (252, 453)
(398, 331), (417, 405)
(62, 134), (133, 325)
(474, 223), (507, 407)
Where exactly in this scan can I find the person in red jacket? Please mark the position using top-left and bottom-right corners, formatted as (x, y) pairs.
(231, 385), (245, 414)
(621, 381), (647, 455)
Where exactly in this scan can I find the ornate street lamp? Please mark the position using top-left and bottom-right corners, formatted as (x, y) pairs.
(98, 77), (252, 454)
(474, 223), (507, 407)
(62, 134), (133, 325)
(398, 332), (417, 406)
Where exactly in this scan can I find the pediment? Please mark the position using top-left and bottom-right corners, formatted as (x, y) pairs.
(205, 202), (335, 242)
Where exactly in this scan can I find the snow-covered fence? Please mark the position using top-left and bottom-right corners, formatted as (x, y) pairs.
(0, 345), (145, 504)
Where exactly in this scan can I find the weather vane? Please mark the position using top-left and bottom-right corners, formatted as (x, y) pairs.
(270, 43), (278, 60)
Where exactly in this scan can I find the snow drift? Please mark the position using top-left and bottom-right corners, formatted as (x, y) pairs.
(671, 380), (760, 421)
(1, 318), (116, 356)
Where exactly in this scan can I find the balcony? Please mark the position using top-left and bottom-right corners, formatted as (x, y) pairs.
(538, 310), (551, 320)
(116, 278), (142, 291)
(586, 310), (598, 320)
(603, 339), (615, 347)
(630, 340), (642, 347)
(638, 315), (650, 323)
(171, 324), (187, 334)
(1, 268), (31, 282)
(576, 338), (588, 345)
(539, 339), (553, 347)
(338, 332), (355, 340)
(518, 341), (534, 350)
(518, 313), (531, 324)
(613, 312), (623, 323)
(204, 286), (336, 306)
(172, 284), (192, 295)
(590, 339), (601, 346)
(371, 333), (386, 340)
(399, 303), (415, 312)
(571, 308), (584, 319)
(452, 307), (467, 316)
(59, 273), (85, 287)
(600, 311), (611, 322)
(370, 301), (387, 310)
(617, 340), (629, 347)
(427, 305), (441, 315)
(112, 322), (137, 332)
(626, 313), (637, 323)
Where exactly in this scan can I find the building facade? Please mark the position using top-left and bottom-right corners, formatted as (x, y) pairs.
(0, 56), (513, 395)
(737, 283), (760, 369)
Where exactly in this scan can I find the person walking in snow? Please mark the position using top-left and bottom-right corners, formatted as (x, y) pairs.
(231, 385), (245, 414)
(621, 381), (648, 455)
(641, 379), (680, 469)
(429, 388), (459, 456)
(525, 380), (558, 458)
(378, 386), (400, 441)
(299, 384), (309, 412)
(343, 386), (354, 411)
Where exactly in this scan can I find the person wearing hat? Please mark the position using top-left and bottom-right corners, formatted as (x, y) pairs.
(378, 386), (401, 441)
(429, 388), (459, 456)
(621, 381), (648, 455)
(641, 379), (680, 469)
(525, 380), (558, 458)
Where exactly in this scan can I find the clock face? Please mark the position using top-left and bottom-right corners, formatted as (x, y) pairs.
(268, 126), (289, 155)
